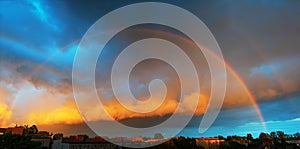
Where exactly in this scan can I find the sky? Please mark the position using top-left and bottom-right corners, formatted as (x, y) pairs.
(0, 0), (300, 138)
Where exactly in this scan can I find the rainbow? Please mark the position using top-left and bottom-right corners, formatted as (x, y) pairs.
(224, 62), (267, 130)
(147, 28), (268, 130)
(60, 27), (267, 130)
(0, 27), (267, 130)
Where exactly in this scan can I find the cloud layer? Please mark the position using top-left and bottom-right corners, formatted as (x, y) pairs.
(0, 0), (299, 137)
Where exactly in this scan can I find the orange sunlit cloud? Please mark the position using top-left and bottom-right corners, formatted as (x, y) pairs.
(0, 103), (12, 127)
(26, 99), (83, 125)
(101, 92), (209, 120)
(0, 67), (272, 127)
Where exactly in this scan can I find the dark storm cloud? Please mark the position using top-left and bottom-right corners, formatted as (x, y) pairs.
(2, 0), (299, 100)
(187, 0), (300, 100)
